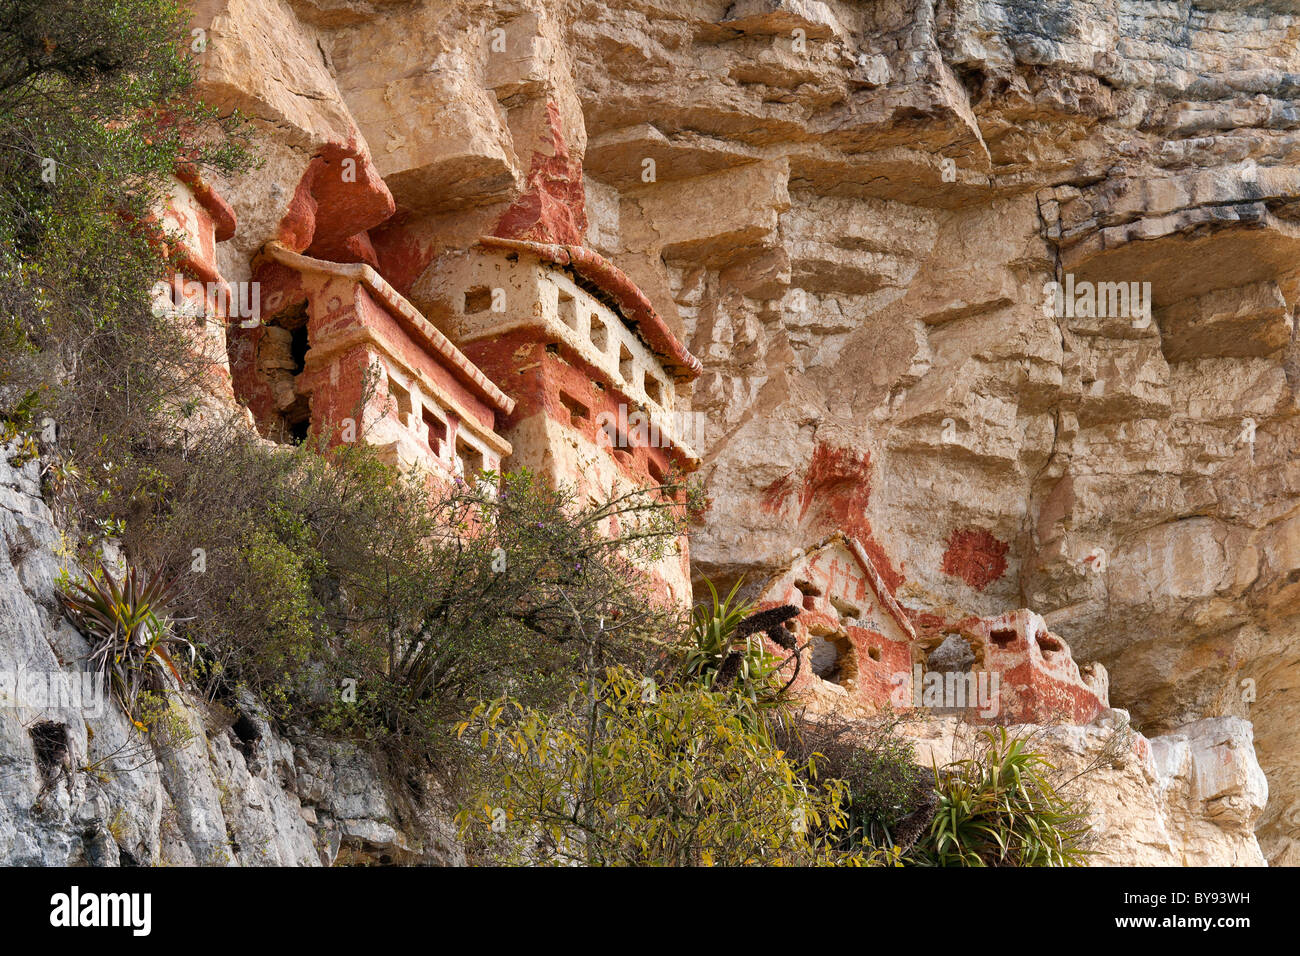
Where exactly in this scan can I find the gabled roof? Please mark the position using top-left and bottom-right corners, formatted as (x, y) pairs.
(781, 530), (916, 642)
(260, 241), (515, 416)
(477, 235), (703, 380)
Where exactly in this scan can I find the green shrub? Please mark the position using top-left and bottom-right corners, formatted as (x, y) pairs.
(0, 0), (250, 450)
(842, 735), (932, 847)
(97, 419), (691, 771)
(455, 667), (896, 866)
(773, 710), (933, 852)
(914, 726), (1090, 867)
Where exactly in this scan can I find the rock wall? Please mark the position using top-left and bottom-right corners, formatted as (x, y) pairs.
(19, 0), (1287, 863)
(0, 443), (460, 866)
(905, 711), (1268, 866)
(2, 433), (1267, 866)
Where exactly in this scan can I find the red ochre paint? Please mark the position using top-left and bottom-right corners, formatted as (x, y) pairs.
(758, 443), (904, 593)
(941, 526), (1009, 591)
(492, 101), (588, 245)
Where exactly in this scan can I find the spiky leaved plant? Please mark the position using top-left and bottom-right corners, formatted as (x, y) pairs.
(685, 579), (750, 675)
(918, 726), (1091, 867)
(685, 579), (795, 732)
(59, 562), (194, 724)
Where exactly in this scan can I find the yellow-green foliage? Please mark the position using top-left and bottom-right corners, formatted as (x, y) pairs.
(105, 426), (693, 772)
(135, 691), (195, 748)
(456, 667), (899, 867)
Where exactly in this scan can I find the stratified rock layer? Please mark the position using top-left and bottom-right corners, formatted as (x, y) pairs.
(138, 0), (1300, 863)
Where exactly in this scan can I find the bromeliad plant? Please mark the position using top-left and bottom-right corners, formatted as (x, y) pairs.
(684, 578), (756, 683)
(917, 726), (1091, 867)
(59, 563), (194, 724)
(684, 579), (799, 732)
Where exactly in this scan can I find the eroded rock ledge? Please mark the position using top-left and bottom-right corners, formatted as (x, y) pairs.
(6, 0), (1298, 865)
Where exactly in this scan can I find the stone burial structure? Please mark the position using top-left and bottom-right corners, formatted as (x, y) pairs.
(4, 0), (1292, 866)
(754, 533), (1108, 725)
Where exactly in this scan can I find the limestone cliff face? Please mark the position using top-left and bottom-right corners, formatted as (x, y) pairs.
(905, 712), (1268, 866)
(0, 428), (1267, 865)
(57, 0), (1294, 863)
(0, 444), (461, 865)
